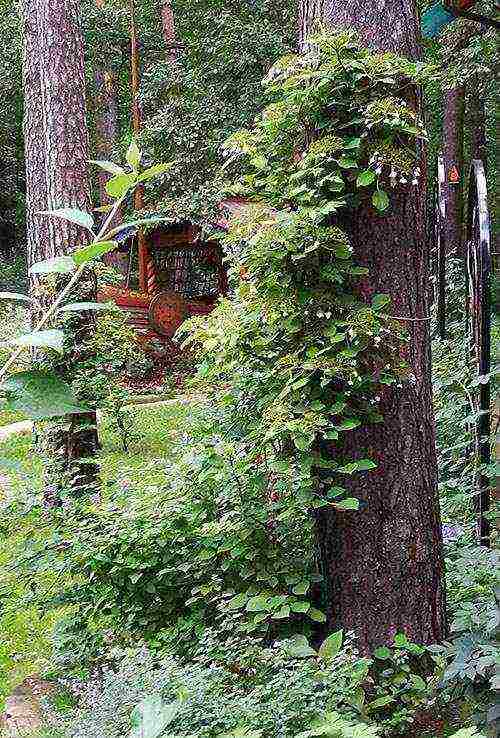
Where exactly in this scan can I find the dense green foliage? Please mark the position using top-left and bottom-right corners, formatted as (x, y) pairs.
(0, 3), (497, 738)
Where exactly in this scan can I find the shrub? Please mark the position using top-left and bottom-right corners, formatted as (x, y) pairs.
(42, 634), (439, 738)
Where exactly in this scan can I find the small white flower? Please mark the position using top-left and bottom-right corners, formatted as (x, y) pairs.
(400, 176), (407, 184)
(375, 165), (383, 175)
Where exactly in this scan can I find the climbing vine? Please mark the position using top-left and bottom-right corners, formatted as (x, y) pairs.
(183, 31), (435, 544)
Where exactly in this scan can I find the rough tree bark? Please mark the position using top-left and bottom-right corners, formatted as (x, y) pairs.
(300, 0), (447, 651)
(94, 0), (120, 207)
(442, 86), (465, 260)
(22, 0), (100, 499)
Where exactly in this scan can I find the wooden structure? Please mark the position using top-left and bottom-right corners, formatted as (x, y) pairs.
(98, 199), (245, 350)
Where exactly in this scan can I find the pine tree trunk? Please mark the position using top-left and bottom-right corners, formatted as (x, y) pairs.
(22, 0), (100, 499)
(301, 0), (447, 652)
(442, 86), (465, 260)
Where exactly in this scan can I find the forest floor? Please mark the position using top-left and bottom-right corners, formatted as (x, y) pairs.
(0, 398), (200, 715)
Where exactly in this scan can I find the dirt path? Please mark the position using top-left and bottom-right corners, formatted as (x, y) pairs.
(1, 677), (55, 737)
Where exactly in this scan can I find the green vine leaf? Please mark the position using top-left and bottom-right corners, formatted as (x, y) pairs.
(106, 173), (136, 199)
(126, 139), (142, 171)
(318, 629), (343, 662)
(73, 240), (118, 266)
(5, 329), (64, 353)
(0, 292), (33, 304)
(38, 207), (95, 232)
(372, 189), (390, 211)
(30, 256), (76, 275)
(356, 170), (376, 187)
(0, 370), (89, 420)
(89, 159), (126, 176)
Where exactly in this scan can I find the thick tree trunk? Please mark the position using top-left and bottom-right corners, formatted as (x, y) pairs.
(301, 0), (447, 651)
(442, 86), (465, 260)
(22, 0), (99, 498)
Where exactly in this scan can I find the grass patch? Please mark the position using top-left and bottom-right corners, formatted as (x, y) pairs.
(0, 398), (195, 710)
(0, 408), (28, 427)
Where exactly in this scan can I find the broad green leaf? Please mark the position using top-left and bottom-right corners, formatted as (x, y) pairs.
(5, 329), (64, 353)
(246, 595), (269, 612)
(410, 674), (427, 691)
(326, 486), (345, 499)
(89, 159), (126, 176)
(344, 137), (361, 149)
(338, 157), (358, 169)
(373, 646), (391, 660)
(129, 695), (178, 738)
(30, 256), (77, 275)
(356, 459), (377, 471)
(73, 240), (118, 266)
(38, 207), (94, 231)
(126, 140), (142, 170)
(253, 612), (269, 624)
(367, 695), (395, 711)
(283, 634), (316, 658)
(334, 498), (360, 511)
(335, 418), (360, 430)
(372, 189), (390, 212)
(393, 632), (409, 647)
(290, 600), (311, 614)
(106, 173), (136, 199)
(58, 302), (113, 313)
(108, 217), (166, 238)
(138, 162), (175, 183)
(371, 293), (391, 310)
(251, 154), (267, 170)
(0, 292), (33, 304)
(318, 630), (343, 661)
(356, 170), (376, 187)
(292, 581), (310, 596)
(339, 459), (377, 474)
(272, 605), (290, 619)
(226, 592), (248, 610)
(0, 370), (89, 420)
(308, 607), (326, 623)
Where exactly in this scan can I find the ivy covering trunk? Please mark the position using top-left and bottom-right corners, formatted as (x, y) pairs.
(299, 0), (448, 650)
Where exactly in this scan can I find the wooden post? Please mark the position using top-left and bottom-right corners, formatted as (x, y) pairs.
(129, 0), (148, 293)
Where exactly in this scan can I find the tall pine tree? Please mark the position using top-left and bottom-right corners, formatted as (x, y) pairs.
(299, 0), (447, 651)
(22, 0), (99, 499)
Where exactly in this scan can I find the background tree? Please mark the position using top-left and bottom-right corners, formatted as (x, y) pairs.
(300, 0), (448, 651)
(93, 0), (121, 209)
(22, 0), (99, 498)
(442, 86), (465, 260)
